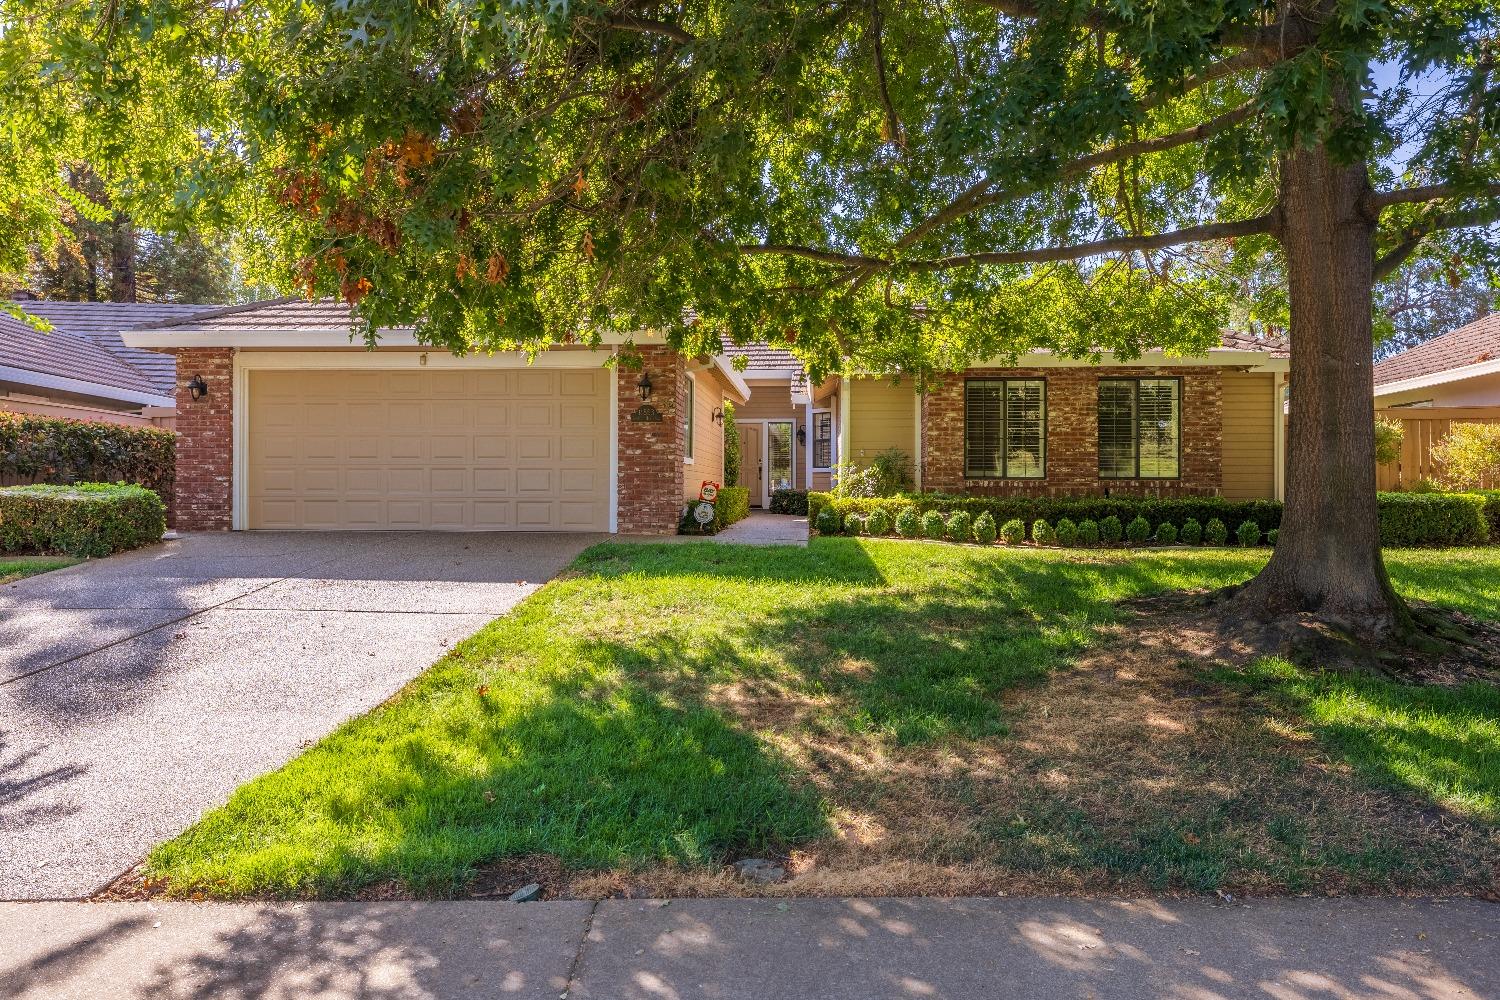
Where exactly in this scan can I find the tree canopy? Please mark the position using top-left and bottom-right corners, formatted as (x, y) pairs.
(4, 0), (1495, 374)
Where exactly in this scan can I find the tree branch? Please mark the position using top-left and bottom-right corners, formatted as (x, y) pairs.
(737, 243), (890, 266)
(1368, 181), (1500, 211)
(895, 102), (1258, 250)
(868, 0), (904, 147)
(902, 212), (1276, 271)
(603, 14), (694, 44)
(1373, 201), (1500, 281)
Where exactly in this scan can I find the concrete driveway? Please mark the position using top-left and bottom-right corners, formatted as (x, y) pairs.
(0, 531), (602, 900)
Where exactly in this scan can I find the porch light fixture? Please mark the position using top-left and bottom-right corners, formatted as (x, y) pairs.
(711, 407), (724, 425)
(636, 371), (653, 402)
(187, 375), (209, 401)
(796, 425), (807, 446)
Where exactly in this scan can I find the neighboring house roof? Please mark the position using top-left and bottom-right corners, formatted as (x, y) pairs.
(17, 300), (222, 396)
(1374, 314), (1500, 388)
(0, 311), (175, 408)
(1218, 329), (1290, 358)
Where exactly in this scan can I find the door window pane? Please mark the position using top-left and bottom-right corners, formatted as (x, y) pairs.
(767, 421), (794, 492)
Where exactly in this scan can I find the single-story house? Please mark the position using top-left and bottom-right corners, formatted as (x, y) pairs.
(1, 298), (216, 428)
(1374, 313), (1500, 408)
(124, 297), (1289, 534)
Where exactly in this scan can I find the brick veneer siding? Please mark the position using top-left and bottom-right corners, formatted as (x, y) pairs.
(617, 347), (686, 534)
(922, 367), (1223, 496)
(169, 347), (235, 530)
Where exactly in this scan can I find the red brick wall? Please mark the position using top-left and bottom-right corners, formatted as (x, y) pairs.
(169, 348), (235, 530)
(922, 367), (1223, 496)
(617, 347), (686, 534)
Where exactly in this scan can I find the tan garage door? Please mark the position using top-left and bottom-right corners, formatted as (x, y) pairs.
(246, 367), (610, 530)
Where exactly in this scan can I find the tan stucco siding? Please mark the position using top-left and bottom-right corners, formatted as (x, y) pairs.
(1220, 371), (1276, 500)
(683, 369), (726, 499)
(849, 377), (918, 466)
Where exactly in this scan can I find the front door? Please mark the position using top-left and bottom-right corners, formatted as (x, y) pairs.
(765, 420), (794, 507)
(741, 424), (765, 507)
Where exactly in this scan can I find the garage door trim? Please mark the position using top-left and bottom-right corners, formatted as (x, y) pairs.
(232, 351), (619, 532)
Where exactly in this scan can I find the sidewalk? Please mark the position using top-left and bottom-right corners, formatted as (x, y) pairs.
(3, 896), (1496, 999)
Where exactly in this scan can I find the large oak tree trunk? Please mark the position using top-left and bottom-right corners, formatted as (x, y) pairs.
(1232, 141), (1410, 638)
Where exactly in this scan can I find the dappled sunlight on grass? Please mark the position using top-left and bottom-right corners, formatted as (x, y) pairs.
(144, 539), (1500, 898)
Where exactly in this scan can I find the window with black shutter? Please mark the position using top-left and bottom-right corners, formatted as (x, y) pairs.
(965, 379), (1046, 478)
(812, 412), (833, 468)
(1098, 377), (1181, 479)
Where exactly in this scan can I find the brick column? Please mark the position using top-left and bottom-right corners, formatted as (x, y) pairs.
(171, 347), (235, 531)
(617, 347), (686, 534)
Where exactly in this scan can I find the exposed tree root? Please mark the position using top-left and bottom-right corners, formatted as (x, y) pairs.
(1140, 585), (1498, 684)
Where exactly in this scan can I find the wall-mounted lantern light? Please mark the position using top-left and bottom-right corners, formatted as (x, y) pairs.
(187, 375), (209, 401)
(636, 371), (653, 402)
(711, 407), (724, 425)
(796, 425), (807, 446)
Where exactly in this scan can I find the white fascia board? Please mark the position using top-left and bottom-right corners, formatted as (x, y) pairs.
(1374, 356), (1500, 399)
(121, 327), (663, 350)
(710, 356), (752, 402)
(0, 365), (175, 408)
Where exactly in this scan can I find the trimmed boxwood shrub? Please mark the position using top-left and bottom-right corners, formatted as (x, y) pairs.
(865, 508), (892, 537)
(0, 412), (174, 505)
(945, 510), (972, 542)
(769, 489), (808, 515)
(920, 510), (946, 540)
(1204, 518), (1229, 546)
(999, 517), (1026, 545)
(1155, 522), (1178, 544)
(895, 505), (921, 538)
(1125, 516), (1151, 544)
(1236, 519), (1262, 546)
(805, 489), (1498, 549)
(844, 513), (866, 535)
(1100, 515), (1123, 544)
(973, 511), (997, 544)
(1376, 492), (1488, 546)
(1077, 519), (1100, 545)
(814, 506), (842, 536)
(1055, 517), (1078, 546)
(716, 487), (750, 528)
(1267, 528), (1279, 546)
(1032, 519), (1056, 545)
(0, 483), (166, 557)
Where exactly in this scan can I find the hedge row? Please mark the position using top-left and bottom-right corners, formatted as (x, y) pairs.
(0, 412), (175, 503)
(0, 483), (167, 557)
(769, 488), (809, 515)
(717, 486), (751, 528)
(809, 490), (1497, 548)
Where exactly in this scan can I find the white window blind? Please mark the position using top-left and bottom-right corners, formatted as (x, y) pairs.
(965, 379), (1045, 478)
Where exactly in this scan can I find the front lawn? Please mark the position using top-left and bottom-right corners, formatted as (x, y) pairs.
(0, 555), (78, 584)
(144, 542), (1500, 899)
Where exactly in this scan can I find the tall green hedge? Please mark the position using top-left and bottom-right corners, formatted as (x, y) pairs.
(717, 486), (750, 527)
(0, 483), (167, 557)
(0, 412), (175, 504)
(808, 490), (1495, 547)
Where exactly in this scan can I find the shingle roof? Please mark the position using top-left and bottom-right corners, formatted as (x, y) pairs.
(0, 311), (167, 401)
(1219, 329), (1290, 357)
(729, 342), (804, 371)
(17, 300), (221, 395)
(142, 296), (370, 334)
(1374, 313), (1500, 386)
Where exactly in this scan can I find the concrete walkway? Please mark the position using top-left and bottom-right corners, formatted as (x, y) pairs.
(2, 897), (1495, 999)
(0, 532), (602, 901)
(709, 512), (809, 545)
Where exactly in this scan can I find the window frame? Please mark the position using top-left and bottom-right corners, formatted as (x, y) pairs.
(962, 377), (1048, 480)
(1096, 376), (1183, 480)
(684, 374), (695, 462)
(811, 410), (834, 470)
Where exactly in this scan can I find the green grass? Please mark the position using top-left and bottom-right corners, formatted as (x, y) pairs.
(0, 555), (78, 584)
(144, 541), (1500, 898)
(1221, 658), (1500, 823)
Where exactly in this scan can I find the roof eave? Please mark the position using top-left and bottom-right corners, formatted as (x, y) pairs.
(1374, 356), (1500, 397)
(0, 364), (176, 409)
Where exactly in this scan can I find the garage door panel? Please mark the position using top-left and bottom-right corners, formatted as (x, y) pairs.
(247, 368), (609, 530)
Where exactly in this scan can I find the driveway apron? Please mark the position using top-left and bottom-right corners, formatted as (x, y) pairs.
(0, 531), (601, 900)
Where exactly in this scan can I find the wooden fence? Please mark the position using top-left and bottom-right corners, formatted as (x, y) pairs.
(1375, 406), (1500, 490)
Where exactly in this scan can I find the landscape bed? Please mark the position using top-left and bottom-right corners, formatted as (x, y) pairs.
(138, 541), (1500, 902)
